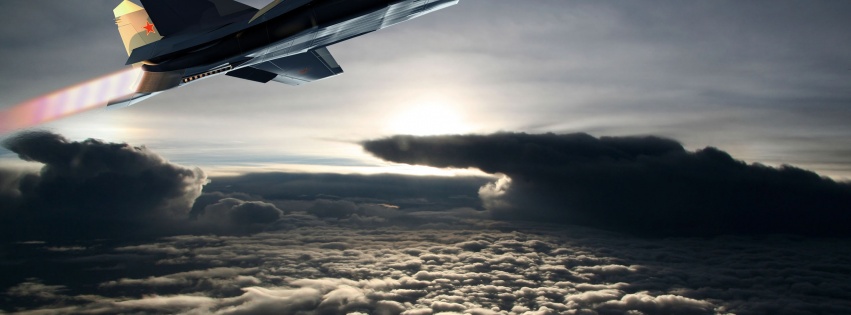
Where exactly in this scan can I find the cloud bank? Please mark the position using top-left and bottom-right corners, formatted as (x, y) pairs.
(363, 133), (851, 236)
(0, 132), (492, 240)
(0, 131), (207, 240)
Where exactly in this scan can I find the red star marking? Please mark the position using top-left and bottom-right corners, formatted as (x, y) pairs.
(299, 67), (311, 75)
(142, 21), (156, 35)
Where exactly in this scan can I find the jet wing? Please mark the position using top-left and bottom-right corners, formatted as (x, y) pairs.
(226, 47), (344, 85)
(249, 0), (312, 23)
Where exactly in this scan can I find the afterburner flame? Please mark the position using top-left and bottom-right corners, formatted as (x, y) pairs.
(0, 67), (144, 134)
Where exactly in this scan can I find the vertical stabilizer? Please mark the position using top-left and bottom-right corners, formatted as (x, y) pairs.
(138, 0), (257, 36)
(114, 0), (163, 56)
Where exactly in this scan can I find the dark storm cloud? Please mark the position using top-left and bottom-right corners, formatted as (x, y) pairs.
(363, 133), (851, 236)
(0, 168), (25, 211)
(189, 191), (260, 219)
(192, 198), (284, 233)
(0, 131), (207, 240)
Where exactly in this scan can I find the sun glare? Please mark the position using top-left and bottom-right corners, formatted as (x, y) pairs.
(385, 101), (472, 136)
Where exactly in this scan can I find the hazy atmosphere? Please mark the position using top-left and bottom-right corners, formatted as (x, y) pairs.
(1, 1), (850, 314)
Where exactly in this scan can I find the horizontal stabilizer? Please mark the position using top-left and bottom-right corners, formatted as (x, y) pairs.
(139, 0), (257, 36)
(107, 92), (158, 108)
(249, 0), (311, 23)
(226, 67), (278, 83)
(106, 68), (182, 108)
(227, 47), (344, 85)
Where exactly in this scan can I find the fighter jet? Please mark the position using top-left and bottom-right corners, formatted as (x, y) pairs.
(107, 0), (458, 107)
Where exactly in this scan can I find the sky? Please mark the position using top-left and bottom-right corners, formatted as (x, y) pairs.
(1, 0), (851, 177)
(1, 1), (851, 314)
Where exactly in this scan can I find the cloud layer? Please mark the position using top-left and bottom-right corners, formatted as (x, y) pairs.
(4, 224), (850, 315)
(364, 133), (851, 236)
(1, 132), (849, 315)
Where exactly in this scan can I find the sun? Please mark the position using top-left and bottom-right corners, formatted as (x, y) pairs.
(385, 100), (472, 136)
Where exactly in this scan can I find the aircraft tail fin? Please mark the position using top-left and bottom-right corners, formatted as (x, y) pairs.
(138, 0), (257, 37)
(114, 0), (163, 56)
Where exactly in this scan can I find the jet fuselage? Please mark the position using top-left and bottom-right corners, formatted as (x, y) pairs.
(106, 0), (457, 107)
(142, 0), (453, 75)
